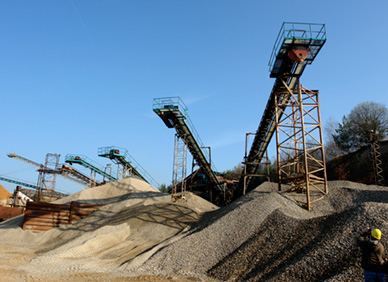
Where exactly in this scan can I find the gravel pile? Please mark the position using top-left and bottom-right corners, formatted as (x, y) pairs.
(2, 179), (387, 281)
(209, 203), (388, 281)
(122, 181), (388, 281)
(0, 177), (218, 281)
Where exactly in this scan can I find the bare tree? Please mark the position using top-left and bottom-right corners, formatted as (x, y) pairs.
(324, 117), (347, 160)
(332, 102), (388, 152)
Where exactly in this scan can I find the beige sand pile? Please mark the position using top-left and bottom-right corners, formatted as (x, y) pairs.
(0, 184), (12, 206)
(53, 176), (159, 204)
(0, 177), (218, 281)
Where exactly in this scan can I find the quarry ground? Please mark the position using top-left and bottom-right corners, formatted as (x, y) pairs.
(1, 177), (388, 281)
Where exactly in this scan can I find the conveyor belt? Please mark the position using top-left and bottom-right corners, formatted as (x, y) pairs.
(8, 152), (98, 187)
(0, 175), (70, 197)
(65, 154), (117, 182)
(0, 175), (38, 190)
(153, 97), (223, 192)
(98, 146), (160, 188)
(241, 22), (326, 189)
(58, 165), (101, 187)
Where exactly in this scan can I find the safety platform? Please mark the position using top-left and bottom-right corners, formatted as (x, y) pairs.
(98, 146), (160, 188)
(153, 97), (223, 193)
(241, 22), (327, 199)
(153, 97), (187, 129)
(7, 152), (99, 188)
(269, 22), (326, 77)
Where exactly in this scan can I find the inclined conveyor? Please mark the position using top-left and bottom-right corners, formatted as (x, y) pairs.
(7, 152), (98, 187)
(65, 154), (117, 182)
(98, 146), (160, 188)
(0, 175), (69, 197)
(153, 97), (223, 192)
(0, 175), (39, 190)
(59, 164), (101, 187)
(242, 22), (326, 189)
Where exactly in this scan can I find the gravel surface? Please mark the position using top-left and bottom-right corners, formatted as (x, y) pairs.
(123, 181), (388, 281)
(1, 179), (388, 282)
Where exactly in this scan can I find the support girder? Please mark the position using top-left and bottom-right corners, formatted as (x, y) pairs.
(154, 102), (223, 192)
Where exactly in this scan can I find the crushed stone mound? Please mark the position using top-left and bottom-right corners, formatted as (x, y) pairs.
(120, 181), (388, 281)
(1, 180), (388, 281)
(208, 203), (388, 281)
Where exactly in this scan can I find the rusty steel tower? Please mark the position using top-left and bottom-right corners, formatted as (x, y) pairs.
(240, 22), (327, 210)
(153, 97), (223, 203)
(171, 133), (188, 200)
(274, 81), (327, 209)
(370, 131), (385, 186)
(36, 153), (61, 201)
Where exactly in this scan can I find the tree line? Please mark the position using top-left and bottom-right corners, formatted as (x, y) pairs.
(325, 101), (388, 160)
(158, 101), (388, 191)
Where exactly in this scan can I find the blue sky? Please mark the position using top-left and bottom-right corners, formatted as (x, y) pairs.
(1, 0), (387, 194)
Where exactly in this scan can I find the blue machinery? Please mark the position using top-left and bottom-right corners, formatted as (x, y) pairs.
(7, 152), (98, 187)
(0, 175), (69, 198)
(65, 154), (117, 182)
(0, 175), (39, 190)
(98, 146), (160, 188)
(66, 148), (159, 188)
(5, 149), (158, 198)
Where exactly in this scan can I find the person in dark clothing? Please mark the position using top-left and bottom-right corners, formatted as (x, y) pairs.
(358, 228), (385, 282)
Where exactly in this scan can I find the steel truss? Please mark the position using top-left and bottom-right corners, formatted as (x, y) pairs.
(36, 153), (61, 201)
(242, 132), (271, 195)
(172, 133), (187, 201)
(370, 131), (385, 186)
(275, 78), (328, 210)
(117, 163), (132, 179)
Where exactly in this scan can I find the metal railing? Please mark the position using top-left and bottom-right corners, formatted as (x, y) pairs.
(65, 154), (116, 181)
(153, 97), (219, 174)
(269, 22), (326, 72)
(98, 146), (160, 188)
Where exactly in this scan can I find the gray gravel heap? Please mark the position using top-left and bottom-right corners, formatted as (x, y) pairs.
(123, 181), (388, 281)
(208, 202), (388, 281)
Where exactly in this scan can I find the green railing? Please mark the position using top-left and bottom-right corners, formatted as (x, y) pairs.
(269, 22), (326, 72)
(98, 146), (125, 158)
(0, 175), (38, 190)
(153, 97), (219, 174)
(153, 96), (187, 116)
(65, 154), (116, 181)
(98, 146), (160, 188)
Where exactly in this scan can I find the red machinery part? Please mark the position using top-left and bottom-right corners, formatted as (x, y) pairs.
(288, 49), (309, 63)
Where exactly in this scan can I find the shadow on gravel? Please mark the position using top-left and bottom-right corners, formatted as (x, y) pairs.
(207, 203), (385, 282)
(353, 189), (388, 204)
(37, 202), (199, 254)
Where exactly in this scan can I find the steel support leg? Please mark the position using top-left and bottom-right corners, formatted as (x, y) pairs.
(172, 133), (187, 200)
(275, 78), (328, 210)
